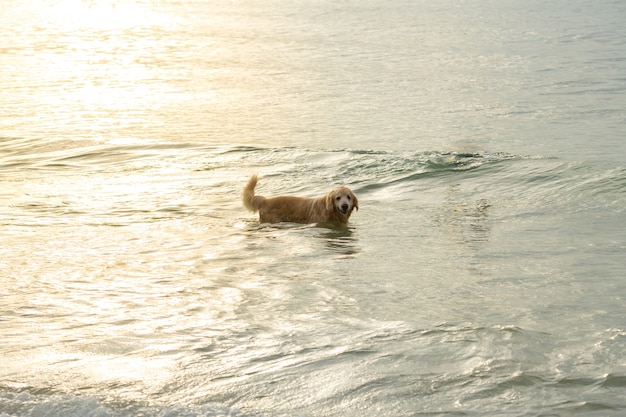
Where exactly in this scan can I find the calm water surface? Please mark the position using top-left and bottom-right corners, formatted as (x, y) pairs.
(1, 1), (625, 416)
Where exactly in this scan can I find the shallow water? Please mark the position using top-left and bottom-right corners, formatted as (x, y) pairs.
(1, 1), (626, 416)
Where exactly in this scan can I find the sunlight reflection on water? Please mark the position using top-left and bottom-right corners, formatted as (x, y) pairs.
(2, 0), (626, 415)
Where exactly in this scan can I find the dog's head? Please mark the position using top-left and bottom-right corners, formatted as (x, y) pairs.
(326, 186), (359, 217)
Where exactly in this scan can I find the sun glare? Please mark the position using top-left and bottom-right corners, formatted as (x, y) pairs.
(45, 1), (167, 32)
(17, 1), (189, 141)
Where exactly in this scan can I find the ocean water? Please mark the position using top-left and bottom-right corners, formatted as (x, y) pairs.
(1, 1), (625, 416)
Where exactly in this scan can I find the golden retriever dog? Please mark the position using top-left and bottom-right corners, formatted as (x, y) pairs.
(243, 175), (358, 224)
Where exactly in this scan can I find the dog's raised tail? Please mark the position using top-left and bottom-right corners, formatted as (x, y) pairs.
(243, 174), (264, 213)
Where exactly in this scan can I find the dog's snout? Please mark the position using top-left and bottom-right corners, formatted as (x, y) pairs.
(341, 203), (349, 212)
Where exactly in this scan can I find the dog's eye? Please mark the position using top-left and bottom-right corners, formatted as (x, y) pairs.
(336, 196), (341, 200)
(347, 195), (351, 200)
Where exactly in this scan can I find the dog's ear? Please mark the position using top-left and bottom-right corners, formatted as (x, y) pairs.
(352, 191), (359, 211)
(325, 191), (335, 212)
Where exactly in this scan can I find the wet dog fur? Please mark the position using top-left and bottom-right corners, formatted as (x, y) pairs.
(242, 175), (358, 224)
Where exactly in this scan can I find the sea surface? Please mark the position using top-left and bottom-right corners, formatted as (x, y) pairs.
(1, 1), (625, 416)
